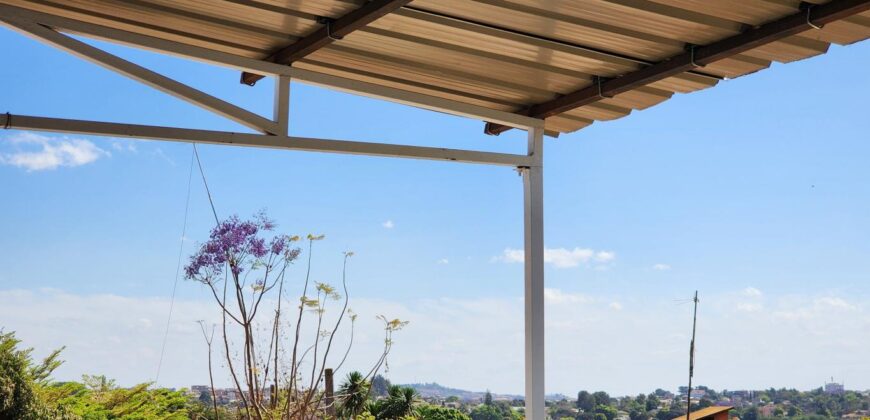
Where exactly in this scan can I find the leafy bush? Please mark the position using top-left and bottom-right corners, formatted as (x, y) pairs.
(417, 404), (471, 420)
(1, 331), (194, 419)
(0, 330), (65, 419)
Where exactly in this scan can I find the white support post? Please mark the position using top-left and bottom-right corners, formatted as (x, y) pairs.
(273, 75), (290, 136)
(523, 126), (545, 420)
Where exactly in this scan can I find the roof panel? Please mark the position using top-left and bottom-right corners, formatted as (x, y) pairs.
(140, 0), (318, 39)
(409, 0), (685, 61)
(1, 0), (868, 135)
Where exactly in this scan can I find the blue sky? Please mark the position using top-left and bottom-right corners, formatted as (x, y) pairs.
(1, 26), (868, 396)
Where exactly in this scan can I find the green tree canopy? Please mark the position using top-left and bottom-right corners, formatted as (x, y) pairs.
(578, 391), (596, 412)
(0, 331), (64, 419)
(593, 391), (611, 407)
(418, 404), (471, 420)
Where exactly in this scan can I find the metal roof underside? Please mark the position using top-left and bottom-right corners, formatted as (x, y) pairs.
(3, 0), (869, 135)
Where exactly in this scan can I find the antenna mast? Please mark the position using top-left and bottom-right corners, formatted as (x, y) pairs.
(686, 291), (700, 420)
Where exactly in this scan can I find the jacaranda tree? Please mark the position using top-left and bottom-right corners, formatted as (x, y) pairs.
(185, 212), (407, 419)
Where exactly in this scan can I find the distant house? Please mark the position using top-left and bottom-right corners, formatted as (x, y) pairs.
(671, 406), (733, 420)
(729, 391), (752, 400)
(189, 385), (210, 397)
(758, 404), (776, 417)
(841, 410), (870, 420)
(825, 382), (845, 395)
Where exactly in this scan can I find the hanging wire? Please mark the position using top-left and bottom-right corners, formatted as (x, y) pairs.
(153, 144), (223, 386)
(193, 143), (220, 225)
(673, 295), (697, 305)
(154, 145), (195, 383)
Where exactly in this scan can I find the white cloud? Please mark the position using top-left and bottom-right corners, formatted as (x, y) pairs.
(545, 248), (594, 268)
(1, 288), (868, 397)
(0, 132), (109, 171)
(382, 220), (395, 229)
(743, 287), (763, 297)
(595, 251), (615, 263)
(652, 263), (671, 271)
(110, 141), (137, 153)
(151, 147), (175, 166)
(815, 296), (857, 311)
(544, 288), (592, 304)
(492, 248), (524, 264)
(737, 302), (762, 312)
(437, 258), (449, 265)
(493, 247), (616, 268)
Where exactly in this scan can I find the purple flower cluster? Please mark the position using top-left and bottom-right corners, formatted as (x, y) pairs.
(185, 213), (300, 283)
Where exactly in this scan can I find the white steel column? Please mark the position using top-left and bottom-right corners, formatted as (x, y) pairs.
(523, 126), (545, 420)
(273, 75), (291, 136)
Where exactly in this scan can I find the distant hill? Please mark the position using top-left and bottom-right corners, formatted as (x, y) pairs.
(402, 382), (567, 402)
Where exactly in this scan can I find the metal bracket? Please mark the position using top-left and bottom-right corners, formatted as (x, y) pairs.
(594, 76), (614, 99)
(686, 44), (705, 68)
(317, 16), (344, 40)
(801, 4), (824, 30)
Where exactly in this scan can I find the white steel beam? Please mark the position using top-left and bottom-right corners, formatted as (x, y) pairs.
(0, 17), (281, 135)
(0, 5), (543, 131)
(0, 114), (533, 167)
(523, 126), (545, 420)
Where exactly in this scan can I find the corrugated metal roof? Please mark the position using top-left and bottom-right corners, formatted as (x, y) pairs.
(3, 0), (868, 134)
(672, 406), (733, 420)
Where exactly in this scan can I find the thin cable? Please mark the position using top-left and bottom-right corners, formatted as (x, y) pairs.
(154, 145), (196, 382)
(193, 143), (220, 225)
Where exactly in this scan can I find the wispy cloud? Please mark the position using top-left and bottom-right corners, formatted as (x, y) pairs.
(652, 263), (671, 271)
(0, 132), (109, 171)
(110, 140), (137, 153)
(494, 248), (524, 264)
(544, 288), (592, 304)
(737, 302), (763, 312)
(0, 287), (867, 395)
(437, 258), (449, 265)
(493, 247), (615, 268)
(815, 296), (857, 311)
(151, 147), (176, 166)
(735, 287), (764, 312)
(382, 220), (395, 229)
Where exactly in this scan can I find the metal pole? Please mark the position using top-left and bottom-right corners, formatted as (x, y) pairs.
(325, 368), (335, 417)
(686, 291), (699, 420)
(523, 126), (545, 420)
